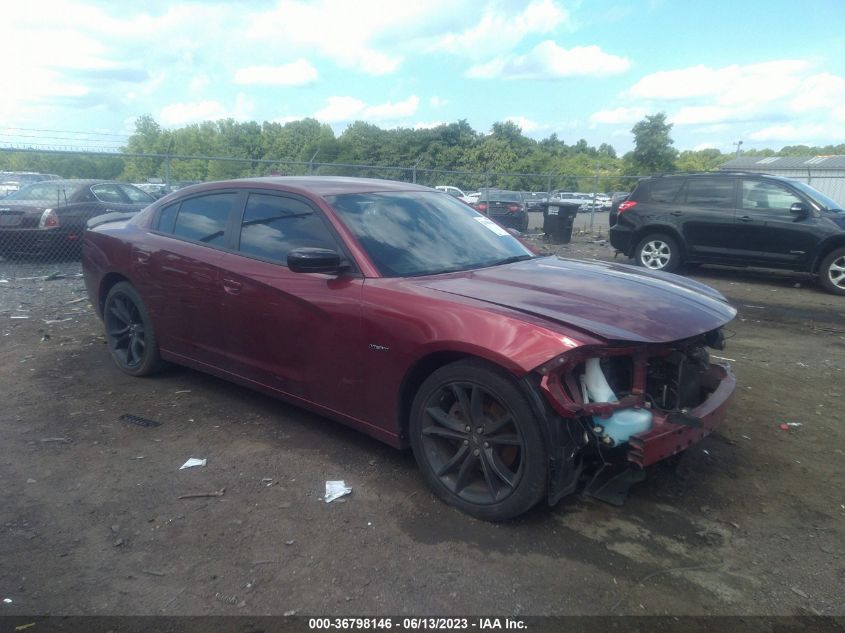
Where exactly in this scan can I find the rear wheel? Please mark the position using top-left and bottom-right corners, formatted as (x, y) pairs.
(409, 360), (547, 521)
(103, 282), (166, 376)
(634, 233), (681, 272)
(819, 247), (845, 296)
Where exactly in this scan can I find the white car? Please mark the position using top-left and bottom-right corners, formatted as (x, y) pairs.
(435, 185), (472, 203)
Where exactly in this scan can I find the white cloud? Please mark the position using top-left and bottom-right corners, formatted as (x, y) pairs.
(628, 61), (808, 106)
(505, 116), (541, 133)
(429, 96), (449, 108)
(189, 74), (210, 92)
(693, 142), (718, 151)
(245, 0), (449, 75)
(365, 96), (420, 120)
(671, 105), (737, 125)
(789, 73), (845, 113)
(159, 93), (254, 126)
(234, 60), (318, 86)
(747, 124), (829, 143)
(314, 97), (367, 122)
(431, 0), (568, 58)
(467, 42), (631, 80)
(589, 107), (648, 125)
(314, 95), (419, 123)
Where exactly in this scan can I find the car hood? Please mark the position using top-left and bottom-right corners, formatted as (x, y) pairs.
(420, 256), (736, 343)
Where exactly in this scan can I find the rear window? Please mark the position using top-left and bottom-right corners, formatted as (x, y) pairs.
(171, 193), (236, 246)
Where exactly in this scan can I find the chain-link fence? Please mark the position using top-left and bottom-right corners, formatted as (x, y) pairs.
(0, 146), (643, 280)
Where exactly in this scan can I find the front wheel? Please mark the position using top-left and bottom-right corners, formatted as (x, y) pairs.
(103, 281), (166, 376)
(409, 360), (547, 521)
(634, 233), (681, 272)
(819, 247), (845, 296)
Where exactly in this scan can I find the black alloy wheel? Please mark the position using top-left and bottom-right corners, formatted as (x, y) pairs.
(410, 360), (547, 520)
(103, 282), (165, 376)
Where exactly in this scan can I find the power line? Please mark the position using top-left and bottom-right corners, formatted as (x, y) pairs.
(0, 133), (128, 144)
(0, 126), (131, 139)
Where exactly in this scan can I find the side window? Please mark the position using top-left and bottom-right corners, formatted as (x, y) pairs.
(682, 178), (735, 209)
(118, 184), (154, 204)
(645, 179), (684, 203)
(741, 181), (803, 215)
(156, 202), (179, 233)
(238, 193), (337, 265)
(172, 193), (235, 246)
(90, 184), (126, 203)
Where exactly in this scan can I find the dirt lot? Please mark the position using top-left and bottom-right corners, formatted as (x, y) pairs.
(1, 225), (844, 617)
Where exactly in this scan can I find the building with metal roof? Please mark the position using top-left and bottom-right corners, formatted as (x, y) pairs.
(720, 156), (845, 205)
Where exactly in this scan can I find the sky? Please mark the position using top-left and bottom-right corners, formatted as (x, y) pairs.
(2, 0), (844, 155)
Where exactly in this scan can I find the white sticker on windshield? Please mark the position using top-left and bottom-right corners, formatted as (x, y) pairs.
(473, 216), (510, 237)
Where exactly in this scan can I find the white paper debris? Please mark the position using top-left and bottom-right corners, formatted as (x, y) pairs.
(180, 458), (207, 470)
(324, 480), (352, 503)
(2, 598), (11, 604)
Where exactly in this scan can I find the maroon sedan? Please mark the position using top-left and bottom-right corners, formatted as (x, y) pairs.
(82, 177), (737, 520)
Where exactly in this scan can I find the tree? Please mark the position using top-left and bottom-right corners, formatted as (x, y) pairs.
(627, 112), (677, 175)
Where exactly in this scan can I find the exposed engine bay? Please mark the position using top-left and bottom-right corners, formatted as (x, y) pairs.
(535, 327), (734, 505)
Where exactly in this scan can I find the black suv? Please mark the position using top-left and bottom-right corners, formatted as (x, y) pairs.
(609, 172), (845, 295)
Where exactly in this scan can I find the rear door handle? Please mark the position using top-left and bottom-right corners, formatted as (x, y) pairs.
(737, 215), (753, 223)
(669, 211), (683, 217)
(133, 249), (151, 264)
(222, 277), (243, 294)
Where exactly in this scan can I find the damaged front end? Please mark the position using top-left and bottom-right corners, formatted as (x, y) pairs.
(532, 327), (735, 505)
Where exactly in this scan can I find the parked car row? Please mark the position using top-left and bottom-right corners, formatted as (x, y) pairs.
(0, 171), (60, 198)
(0, 180), (155, 257)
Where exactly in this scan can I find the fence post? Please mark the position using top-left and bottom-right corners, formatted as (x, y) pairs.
(590, 172), (599, 234)
(309, 150), (319, 175)
(546, 174), (552, 194)
(164, 154), (171, 187)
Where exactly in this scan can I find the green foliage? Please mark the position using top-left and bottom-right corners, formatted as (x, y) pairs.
(626, 112), (677, 175)
(4, 112), (841, 189)
(676, 148), (727, 172)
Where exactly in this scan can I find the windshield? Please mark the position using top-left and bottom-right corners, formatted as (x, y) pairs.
(327, 191), (534, 277)
(792, 181), (842, 212)
(7, 182), (76, 202)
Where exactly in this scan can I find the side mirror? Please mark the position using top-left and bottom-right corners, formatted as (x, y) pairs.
(790, 202), (809, 216)
(287, 247), (343, 274)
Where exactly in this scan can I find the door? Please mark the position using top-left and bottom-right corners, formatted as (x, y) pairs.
(132, 191), (242, 366)
(734, 179), (818, 267)
(672, 176), (740, 257)
(217, 191), (366, 417)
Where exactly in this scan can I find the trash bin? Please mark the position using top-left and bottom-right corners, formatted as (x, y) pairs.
(541, 202), (580, 244)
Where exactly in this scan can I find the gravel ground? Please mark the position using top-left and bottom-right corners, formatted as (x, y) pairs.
(1, 229), (844, 617)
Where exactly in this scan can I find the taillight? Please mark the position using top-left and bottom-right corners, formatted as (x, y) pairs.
(507, 204), (520, 213)
(617, 200), (638, 214)
(39, 209), (59, 229)
(476, 203), (488, 213)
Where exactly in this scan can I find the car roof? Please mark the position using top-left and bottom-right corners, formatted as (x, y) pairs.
(212, 176), (433, 197)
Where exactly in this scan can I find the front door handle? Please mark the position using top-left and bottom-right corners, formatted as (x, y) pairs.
(669, 211), (682, 217)
(222, 277), (243, 294)
(737, 215), (753, 223)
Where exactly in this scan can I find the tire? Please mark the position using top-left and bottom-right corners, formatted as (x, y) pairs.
(103, 281), (166, 376)
(409, 359), (547, 521)
(634, 233), (682, 272)
(819, 247), (845, 296)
